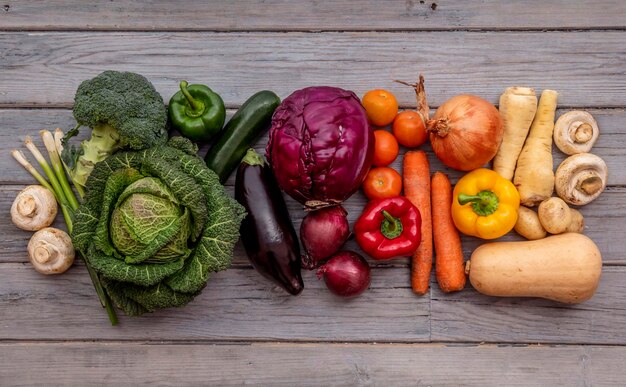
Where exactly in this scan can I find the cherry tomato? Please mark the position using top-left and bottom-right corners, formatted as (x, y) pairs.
(362, 89), (399, 126)
(362, 167), (402, 200)
(392, 110), (428, 148)
(373, 130), (399, 167)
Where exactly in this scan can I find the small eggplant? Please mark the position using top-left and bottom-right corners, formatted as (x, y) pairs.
(235, 149), (304, 295)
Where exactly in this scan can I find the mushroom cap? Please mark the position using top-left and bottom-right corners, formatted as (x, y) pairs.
(555, 153), (608, 206)
(27, 227), (75, 275)
(553, 111), (599, 155)
(11, 185), (58, 231)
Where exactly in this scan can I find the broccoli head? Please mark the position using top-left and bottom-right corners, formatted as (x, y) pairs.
(73, 70), (168, 149)
(64, 70), (169, 191)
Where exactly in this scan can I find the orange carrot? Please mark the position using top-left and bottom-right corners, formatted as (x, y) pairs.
(403, 151), (432, 295)
(431, 172), (466, 293)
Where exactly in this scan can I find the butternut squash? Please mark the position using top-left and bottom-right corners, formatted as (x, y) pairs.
(466, 233), (602, 303)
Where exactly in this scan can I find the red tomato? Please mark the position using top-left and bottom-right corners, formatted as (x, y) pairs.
(362, 167), (402, 200)
(392, 110), (428, 148)
(373, 130), (399, 167)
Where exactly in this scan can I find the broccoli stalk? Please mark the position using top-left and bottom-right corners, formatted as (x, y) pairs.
(70, 123), (121, 189)
(63, 70), (169, 191)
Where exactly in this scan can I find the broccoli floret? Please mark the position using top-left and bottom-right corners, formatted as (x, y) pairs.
(65, 70), (168, 190)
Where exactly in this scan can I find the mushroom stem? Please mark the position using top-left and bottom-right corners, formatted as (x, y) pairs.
(16, 195), (37, 217)
(34, 243), (56, 264)
(578, 176), (603, 195)
(574, 123), (593, 143)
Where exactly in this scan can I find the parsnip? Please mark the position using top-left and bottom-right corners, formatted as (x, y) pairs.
(513, 89), (558, 206)
(493, 87), (537, 180)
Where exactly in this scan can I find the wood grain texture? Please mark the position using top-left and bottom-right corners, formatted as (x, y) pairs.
(1, 32), (625, 108)
(0, 263), (429, 341)
(431, 266), (626, 344)
(3, 342), (623, 386)
(1, 0), (625, 31)
(1, 262), (625, 344)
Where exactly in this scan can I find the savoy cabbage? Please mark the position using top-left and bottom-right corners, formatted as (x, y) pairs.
(72, 137), (245, 316)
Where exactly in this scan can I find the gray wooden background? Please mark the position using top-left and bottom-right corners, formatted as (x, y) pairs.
(1, 1), (625, 385)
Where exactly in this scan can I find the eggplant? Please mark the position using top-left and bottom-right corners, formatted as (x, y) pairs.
(235, 149), (304, 295)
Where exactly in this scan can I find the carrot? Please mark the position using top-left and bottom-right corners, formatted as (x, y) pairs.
(431, 172), (466, 293)
(403, 151), (432, 295)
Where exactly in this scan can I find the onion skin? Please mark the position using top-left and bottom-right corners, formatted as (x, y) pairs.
(317, 251), (371, 298)
(300, 206), (350, 270)
(428, 95), (503, 171)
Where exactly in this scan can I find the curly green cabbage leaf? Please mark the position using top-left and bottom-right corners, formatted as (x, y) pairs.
(72, 137), (245, 316)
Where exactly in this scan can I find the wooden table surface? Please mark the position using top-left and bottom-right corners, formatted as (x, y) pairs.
(1, 1), (625, 385)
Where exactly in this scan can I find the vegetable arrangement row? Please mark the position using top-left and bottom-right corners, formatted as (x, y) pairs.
(9, 70), (608, 325)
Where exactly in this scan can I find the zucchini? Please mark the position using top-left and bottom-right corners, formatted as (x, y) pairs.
(204, 90), (280, 183)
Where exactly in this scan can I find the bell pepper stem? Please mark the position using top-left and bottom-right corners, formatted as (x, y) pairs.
(458, 190), (499, 216)
(380, 210), (403, 240)
(179, 80), (205, 116)
(458, 194), (483, 205)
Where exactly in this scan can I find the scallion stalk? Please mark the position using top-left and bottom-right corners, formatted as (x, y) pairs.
(12, 135), (118, 325)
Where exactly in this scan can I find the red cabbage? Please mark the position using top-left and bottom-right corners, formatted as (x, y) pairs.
(266, 86), (374, 208)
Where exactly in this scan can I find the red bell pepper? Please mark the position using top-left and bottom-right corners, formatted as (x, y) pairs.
(354, 196), (422, 260)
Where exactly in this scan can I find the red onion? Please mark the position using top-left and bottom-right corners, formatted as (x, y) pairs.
(317, 251), (371, 297)
(300, 205), (350, 270)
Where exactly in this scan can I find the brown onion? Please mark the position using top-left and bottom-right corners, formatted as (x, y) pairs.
(428, 95), (503, 171)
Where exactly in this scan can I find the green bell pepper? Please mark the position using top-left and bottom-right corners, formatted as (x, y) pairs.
(168, 80), (226, 143)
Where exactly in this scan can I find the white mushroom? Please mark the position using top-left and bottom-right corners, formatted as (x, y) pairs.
(555, 153), (608, 206)
(27, 227), (75, 275)
(11, 185), (58, 231)
(553, 111), (599, 155)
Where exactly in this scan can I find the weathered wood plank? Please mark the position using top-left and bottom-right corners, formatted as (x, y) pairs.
(587, 346), (626, 386)
(1, 263), (625, 343)
(1, 0), (625, 31)
(431, 266), (626, 344)
(3, 342), (622, 386)
(1, 32), (625, 108)
(0, 263), (429, 341)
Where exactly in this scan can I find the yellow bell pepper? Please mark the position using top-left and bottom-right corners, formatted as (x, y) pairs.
(452, 168), (520, 240)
